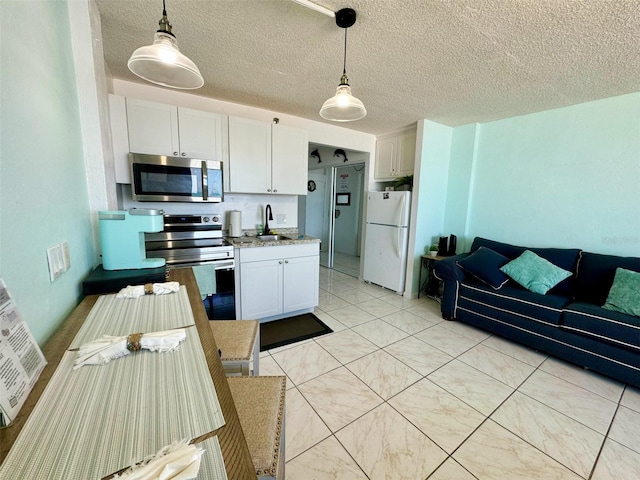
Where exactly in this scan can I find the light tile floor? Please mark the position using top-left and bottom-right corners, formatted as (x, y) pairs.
(259, 267), (640, 479)
(320, 251), (361, 278)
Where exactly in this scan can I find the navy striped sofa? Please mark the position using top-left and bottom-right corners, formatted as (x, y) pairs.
(434, 237), (640, 388)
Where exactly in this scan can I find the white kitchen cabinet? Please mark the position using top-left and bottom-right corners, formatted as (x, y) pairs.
(126, 98), (225, 160)
(228, 117), (308, 194)
(238, 243), (319, 321)
(108, 94), (132, 183)
(374, 127), (416, 180)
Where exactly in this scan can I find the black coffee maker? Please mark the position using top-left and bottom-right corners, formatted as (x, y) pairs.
(437, 234), (457, 256)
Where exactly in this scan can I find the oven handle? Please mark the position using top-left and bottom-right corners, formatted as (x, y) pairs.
(171, 259), (235, 270)
(201, 161), (208, 201)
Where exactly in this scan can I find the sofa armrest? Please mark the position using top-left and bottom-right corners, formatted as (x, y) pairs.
(433, 253), (468, 283)
(433, 254), (469, 320)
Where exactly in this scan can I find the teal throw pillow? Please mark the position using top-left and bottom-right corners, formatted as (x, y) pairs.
(500, 250), (572, 295)
(603, 268), (640, 317)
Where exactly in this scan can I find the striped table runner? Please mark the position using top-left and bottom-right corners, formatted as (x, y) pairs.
(0, 287), (226, 479)
(70, 286), (195, 348)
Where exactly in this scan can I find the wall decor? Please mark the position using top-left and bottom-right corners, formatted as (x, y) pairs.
(336, 192), (351, 206)
(307, 180), (317, 192)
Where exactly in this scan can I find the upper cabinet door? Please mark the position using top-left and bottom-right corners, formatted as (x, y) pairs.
(109, 94), (131, 184)
(177, 108), (224, 160)
(396, 129), (416, 177)
(374, 136), (397, 179)
(228, 116), (271, 193)
(126, 98), (179, 156)
(272, 124), (308, 195)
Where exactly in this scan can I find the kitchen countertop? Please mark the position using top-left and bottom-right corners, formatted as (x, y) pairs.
(227, 234), (320, 248)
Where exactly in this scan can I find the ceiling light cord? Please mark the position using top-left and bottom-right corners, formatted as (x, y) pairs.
(339, 28), (349, 86)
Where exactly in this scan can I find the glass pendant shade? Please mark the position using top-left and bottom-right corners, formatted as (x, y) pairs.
(128, 32), (204, 90)
(319, 80), (366, 122)
(320, 8), (366, 122)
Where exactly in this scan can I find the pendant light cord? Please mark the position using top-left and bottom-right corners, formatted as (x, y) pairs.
(162, 0), (167, 16)
(343, 28), (348, 75)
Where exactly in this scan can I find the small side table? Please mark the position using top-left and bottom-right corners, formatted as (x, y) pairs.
(418, 254), (446, 299)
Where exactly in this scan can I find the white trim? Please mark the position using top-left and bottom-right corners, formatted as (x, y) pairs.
(461, 283), (565, 313)
(457, 308), (640, 372)
(561, 325), (640, 353)
(564, 308), (640, 331)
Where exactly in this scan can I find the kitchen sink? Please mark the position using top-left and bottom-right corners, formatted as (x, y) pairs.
(256, 234), (292, 242)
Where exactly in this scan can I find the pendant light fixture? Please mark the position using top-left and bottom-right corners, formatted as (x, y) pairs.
(127, 0), (204, 90)
(319, 8), (366, 122)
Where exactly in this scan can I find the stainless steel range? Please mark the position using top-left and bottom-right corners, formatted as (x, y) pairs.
(145, 213), (235, 319)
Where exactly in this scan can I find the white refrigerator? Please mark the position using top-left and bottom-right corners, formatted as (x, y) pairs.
(363, 191), (411, 293)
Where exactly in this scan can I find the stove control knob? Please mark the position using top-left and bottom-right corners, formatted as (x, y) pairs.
(203, 217), (210, 222)
(212, 216), (220, 223)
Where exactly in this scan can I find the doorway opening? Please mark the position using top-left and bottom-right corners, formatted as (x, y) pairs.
(305, 161), (365, 278)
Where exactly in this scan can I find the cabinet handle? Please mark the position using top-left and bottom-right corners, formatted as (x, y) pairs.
(279, 260), (283, 264)
(273, 189), (277, 193)
(181, 152), (186, 156)
(173, 151), (178, 156)
(284, 260), (289, 263)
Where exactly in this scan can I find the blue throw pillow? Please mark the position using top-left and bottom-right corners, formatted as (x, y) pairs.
(500, 250), (572, 295)
(457, 247), (510, 290)
(603, 268), (640, 317)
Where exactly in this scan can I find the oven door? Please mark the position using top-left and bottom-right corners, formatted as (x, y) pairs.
(130, 153), (223, 203)
(174, 259), (236, 320)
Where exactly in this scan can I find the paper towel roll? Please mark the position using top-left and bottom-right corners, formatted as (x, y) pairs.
(229, 210), (242, 237)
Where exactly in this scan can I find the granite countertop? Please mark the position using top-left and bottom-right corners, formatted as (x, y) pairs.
(227, 232), (320, 248)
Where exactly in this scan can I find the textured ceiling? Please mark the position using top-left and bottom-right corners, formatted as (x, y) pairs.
(94, 0), (640, 135)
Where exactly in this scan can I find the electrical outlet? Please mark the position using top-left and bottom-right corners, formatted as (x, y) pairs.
(276, 213), (286, 224)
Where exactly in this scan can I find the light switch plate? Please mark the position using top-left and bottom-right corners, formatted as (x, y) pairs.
(47, 244), (64, 282)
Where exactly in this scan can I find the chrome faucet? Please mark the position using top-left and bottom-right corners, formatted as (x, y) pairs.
(264, 204), (273, 235)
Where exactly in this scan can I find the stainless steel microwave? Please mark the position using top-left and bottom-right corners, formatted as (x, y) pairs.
(130, 153), (223, 203)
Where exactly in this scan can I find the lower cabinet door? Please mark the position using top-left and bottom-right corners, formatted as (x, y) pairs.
(283, 255), (319, 313)
(240, 259), (283, 319)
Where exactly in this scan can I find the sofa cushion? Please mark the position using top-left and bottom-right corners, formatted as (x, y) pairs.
(574, 252), (640, 306)
(469, 237), (580, 295)
(500, 250), (572, 295)
(562, 302), (640, 353)
(457, 247), (510, 290)
(603, 268), (640, 317)
(458, 282), (571, 326)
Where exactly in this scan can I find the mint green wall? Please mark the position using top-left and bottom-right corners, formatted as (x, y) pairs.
(465, 93), (640, 256)
(1, 1), (94, 345)
(443, 123), (477, 253)
(409, 120), (452, 293)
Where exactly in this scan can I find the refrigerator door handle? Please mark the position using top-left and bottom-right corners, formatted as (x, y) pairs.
(397, 194), (405, 226)
(396, 228), (401, 258)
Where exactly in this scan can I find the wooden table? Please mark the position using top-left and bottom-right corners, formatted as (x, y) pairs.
(0, 268), (256, 479)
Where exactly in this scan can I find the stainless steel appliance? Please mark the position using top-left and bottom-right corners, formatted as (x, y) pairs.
(145, 213), (235, 319)
(130, 153), (223, 203)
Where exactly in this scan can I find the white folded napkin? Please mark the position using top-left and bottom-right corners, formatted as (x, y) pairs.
(73, 329), (187, 369)
(116, 282), (180, 299)
(114, 439), (204, 480)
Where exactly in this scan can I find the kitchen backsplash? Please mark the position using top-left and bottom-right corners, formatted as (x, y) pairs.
(117, 184), (298, 231)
